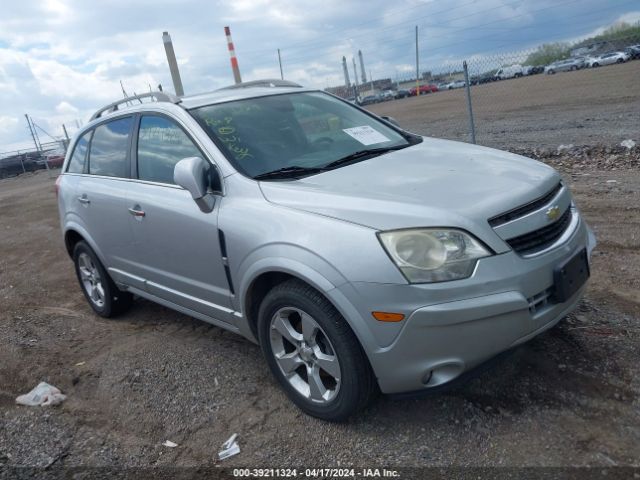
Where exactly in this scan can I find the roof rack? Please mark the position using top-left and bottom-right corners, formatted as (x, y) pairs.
(218, 79), (303, 90)
(89, 91), (181, 121)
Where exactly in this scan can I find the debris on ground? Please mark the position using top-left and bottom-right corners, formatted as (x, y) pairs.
(15, 382), (67, 407)
(218, 433), (240, 460)
(621, 139), (636, 149)
(162, 440), (178, 448)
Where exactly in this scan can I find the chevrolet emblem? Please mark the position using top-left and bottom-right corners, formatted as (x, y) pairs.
(546, 206), (561, 221)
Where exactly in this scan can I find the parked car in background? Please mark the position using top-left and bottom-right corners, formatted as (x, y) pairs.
(380, 90), (395, 101)
(445, 80), (466, 90)
(46, 154), (66, 168)
(0, 154), (40, 178)
(588, 51), (630, 67)
(494, 64), (524, 80)
(360, 94), (381, 106)
(394, 89), (410, 99)
(409, 84), (438, 95)
(436, 82), (448, 91)
(544, 57), (586, 74)
(624, 44), (640, 59)
(57, 82), (595, 421)
(471, 72), (496, 85)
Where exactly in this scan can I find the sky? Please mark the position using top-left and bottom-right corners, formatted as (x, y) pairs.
(1, 0), (638, 152)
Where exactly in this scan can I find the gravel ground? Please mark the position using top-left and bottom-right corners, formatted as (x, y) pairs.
(1, 68), (640, 476)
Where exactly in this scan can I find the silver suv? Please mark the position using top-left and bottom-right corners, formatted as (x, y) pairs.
(57, 80), (595, 421)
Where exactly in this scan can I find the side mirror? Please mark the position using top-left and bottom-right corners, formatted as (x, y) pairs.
(381, 116), (400, 128)
(174, 157), (218, 213)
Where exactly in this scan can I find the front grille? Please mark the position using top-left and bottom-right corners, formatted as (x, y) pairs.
(489, 183), (562, 227)
(506, 207), (572, 255)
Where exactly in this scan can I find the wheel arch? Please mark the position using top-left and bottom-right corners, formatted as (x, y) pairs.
(62, 223), (107, 266)
(237, 257), (379, 364)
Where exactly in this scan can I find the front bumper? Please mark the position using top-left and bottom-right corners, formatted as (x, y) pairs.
(339, 213), (595, 394)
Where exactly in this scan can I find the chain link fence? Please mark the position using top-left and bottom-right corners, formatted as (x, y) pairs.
(0, 139), (68, 179)
(346, 33), (640, 152)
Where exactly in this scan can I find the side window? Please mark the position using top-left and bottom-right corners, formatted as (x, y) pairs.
(88, 117), (133, 178)
(66, 131), (91, 173)
(137, 116), (202, 184)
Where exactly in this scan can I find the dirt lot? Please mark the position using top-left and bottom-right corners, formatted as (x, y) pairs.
(1, 63), (640, 475)
(368, 60), (640, 149)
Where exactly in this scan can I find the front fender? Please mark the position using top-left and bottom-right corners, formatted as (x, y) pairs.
(234, 245), (381, 357)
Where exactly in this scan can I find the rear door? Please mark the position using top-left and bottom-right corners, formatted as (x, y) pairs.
(126, 113), (233, 323)
(75, 116), (140, 288)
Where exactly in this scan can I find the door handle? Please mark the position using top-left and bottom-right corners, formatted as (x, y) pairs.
(77, 195), (90, 204)
(128, 207), (146, 217)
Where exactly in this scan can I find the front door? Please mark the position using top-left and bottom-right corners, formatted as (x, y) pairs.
(126, 114), (233, 323)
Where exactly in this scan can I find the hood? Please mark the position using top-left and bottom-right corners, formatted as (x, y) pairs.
(259, 137), (559, 248)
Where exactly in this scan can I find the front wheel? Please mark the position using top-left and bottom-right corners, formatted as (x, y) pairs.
(73, 241), (132, 317)
(258, 279), (377, 421)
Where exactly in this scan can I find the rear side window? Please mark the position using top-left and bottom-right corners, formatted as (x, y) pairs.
(66, 131), (91, 173)
(88, 117), (133, 178)
(137, 116), (202, 184)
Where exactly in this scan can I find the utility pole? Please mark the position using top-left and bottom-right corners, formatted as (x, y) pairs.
(162, 31), (185, 96)
(25, 114), (39, 153)
(277, 49), (284, 80)
(415, 25), (420, 96)
(369, 69), (373, 94)
(62, 124), (70, 150)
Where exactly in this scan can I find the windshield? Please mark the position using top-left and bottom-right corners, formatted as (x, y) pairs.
(190, 91), (417, 179)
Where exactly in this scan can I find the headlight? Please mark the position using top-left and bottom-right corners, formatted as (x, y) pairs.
(378, 228), (491, 283)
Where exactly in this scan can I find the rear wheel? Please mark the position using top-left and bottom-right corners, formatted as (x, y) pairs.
(258, 279), (377, 421)
(73, 241), (132, 317)
(616, 58), (624, 64)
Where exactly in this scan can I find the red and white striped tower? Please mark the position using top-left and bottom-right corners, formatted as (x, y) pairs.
(224, 26), (242, 84)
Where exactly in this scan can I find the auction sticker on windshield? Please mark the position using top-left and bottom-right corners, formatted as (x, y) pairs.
(343, 126), (391, 146)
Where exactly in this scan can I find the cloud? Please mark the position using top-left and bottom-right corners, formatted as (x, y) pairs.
(0, 0), (637, 150)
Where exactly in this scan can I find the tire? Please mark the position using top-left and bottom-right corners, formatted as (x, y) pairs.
(616, 58), (624, 64)
(258, 279), (377, 421)
(570, 66), (576, 71)
(73, 241), (132, 317)
(592, 63), (599, 68)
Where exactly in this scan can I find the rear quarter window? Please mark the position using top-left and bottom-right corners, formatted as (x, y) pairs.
(66, 131), (91, 173)
(88, 117), (133, 178)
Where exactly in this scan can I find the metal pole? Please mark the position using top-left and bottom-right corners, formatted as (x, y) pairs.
(415, 26), (419, 96)
(62, 124), (70, 148)
(277, 49), (283, 80)
(25, 114), (39, 152)
(224, 26), (242, 84)
(352, 57), (359, 99)
(162, 31), (185, 96)
(369, 69), (373, 94)
(463, 61), (476, 144)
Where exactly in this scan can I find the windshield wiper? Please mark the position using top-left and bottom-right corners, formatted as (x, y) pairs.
(322, 145), (409, 171)
(253, 165), (325, 180)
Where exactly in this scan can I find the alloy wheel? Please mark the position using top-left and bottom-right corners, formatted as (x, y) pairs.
(78, 252), (105, 308)
(269, 307), (341, 404)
